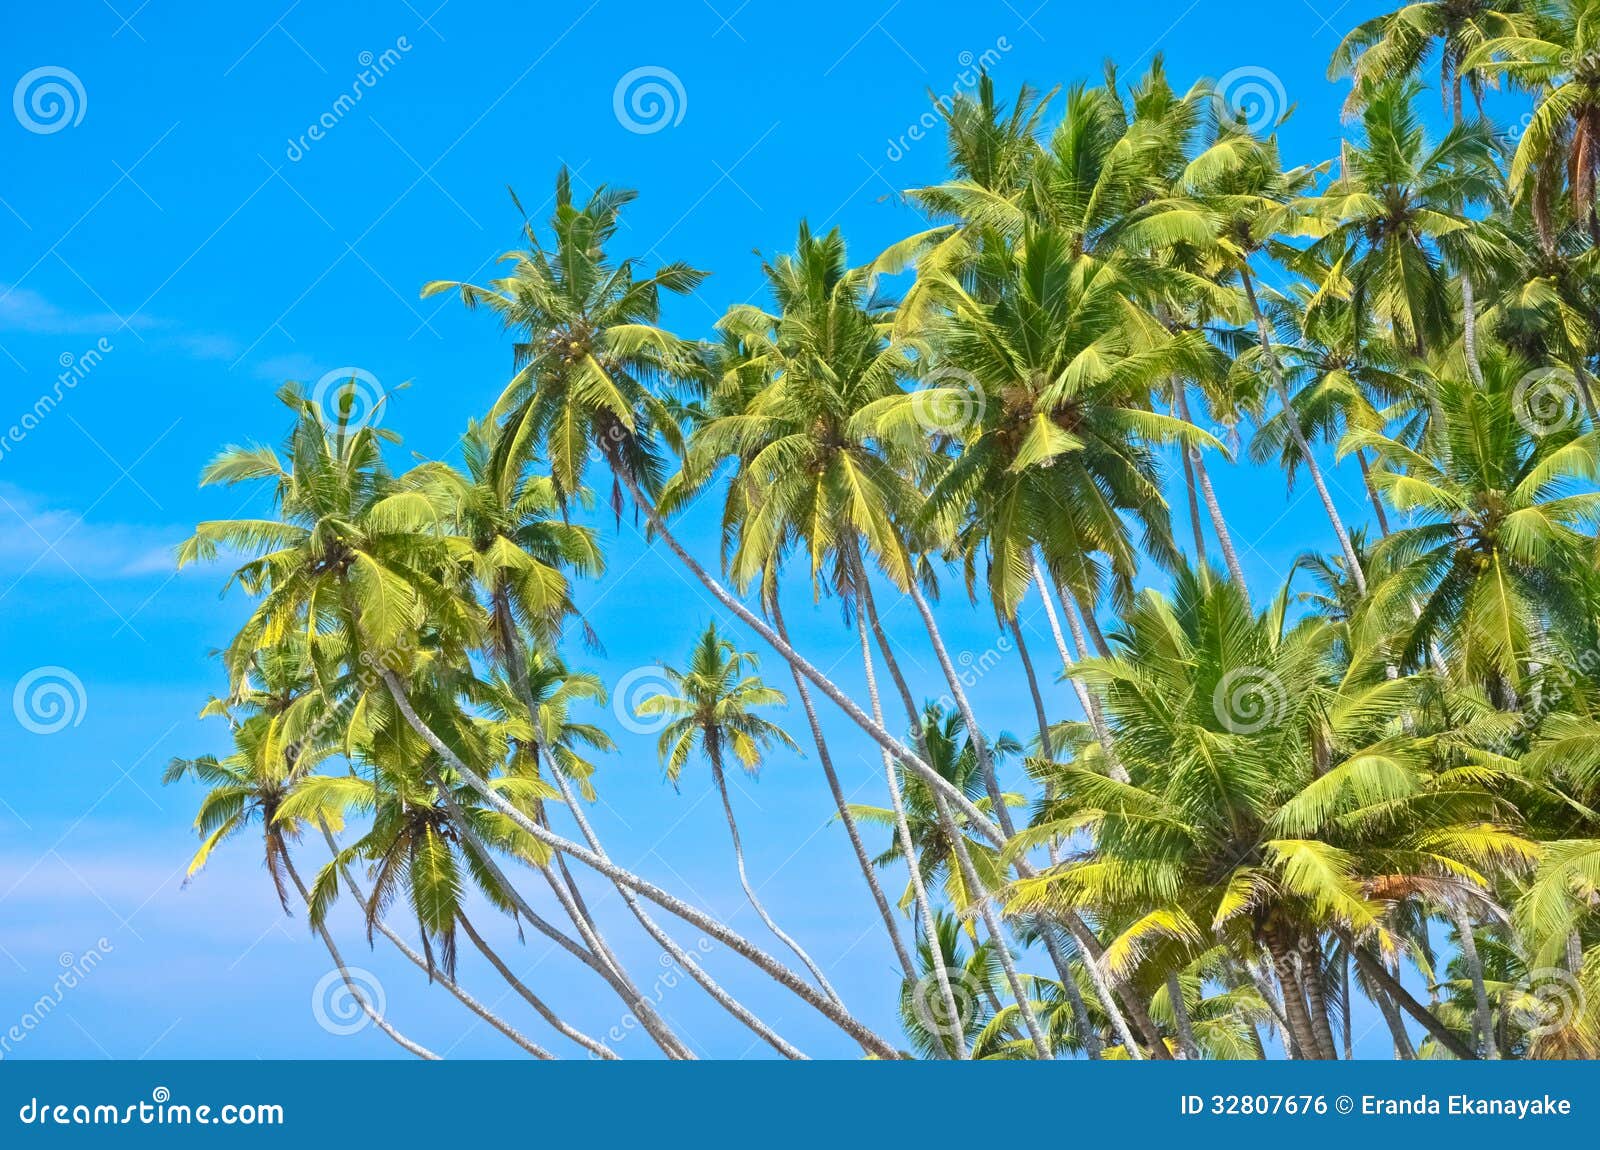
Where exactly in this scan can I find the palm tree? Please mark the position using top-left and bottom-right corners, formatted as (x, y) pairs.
(638, 622), (843, 1005)
(1332, 0), (1532, 121)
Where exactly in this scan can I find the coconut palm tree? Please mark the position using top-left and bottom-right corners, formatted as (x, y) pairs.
(638, 622), (843, 1005)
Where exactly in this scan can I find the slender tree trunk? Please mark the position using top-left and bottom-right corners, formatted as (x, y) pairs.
(707, 743), (844, 1006)
(428, 780), (692, 1059)
(768, 591), (916, 981)
(1240, 267), (1368, 595)
(1167, 973), (1200, 1059)
(316, 824), (561, 1059)
(1341, 953), (1354, 1060)
(493, 617), (691, 1059)
(930, 787), (1053, 1058)
(1008, 616), (1052, 758)
(1173, 383), (1247, 596)
(280, 851), (439, 1060)
(850, 584), (965, 1059)
(1460, 273), (1486, 391)
(529, 754), (810, 1061)
(1451, 905), (1497, 1059)
(1030, 557), (1123, 777)
(1341, 933), (1477, 1059)
(612, 470), (1000, 847)
(456, 913), (620, 1059)
(896, 553), (1015, 839)
(1356, 449), (1391, 536)
(1072, 592), (1112, 659)
(1180, 433), (1207, 561)
(1376, 984), (1418, 1060)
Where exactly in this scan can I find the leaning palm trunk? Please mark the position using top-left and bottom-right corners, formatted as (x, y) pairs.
(930, 787), (1053, 1059)
(1240, 267), (1367, 595)
(391, 672), (888, 1057)
(707, 742), (845, 1007)
(850, 584), (966, 1059)
(1355, 449), (1392, 537)
(1450, 905), (1497, 1059)
(859, 571), (1110, 1060)
(533, 752), (809, 1061)
(899, 560), (1014, 839)
(280, 851), (439, 1060)
(612, 473), (1141, 1053)
(1460, 274), (1487, 391)
(1339, 931), (1476, 1059)
(1029, 557), (1127, 783)
(1173, 383), (1247, 597)
(317, 824), (562, 1059)
(456, 913), (619, 1059)
(770, 591), (916, 981)
(427, 780), (693, 1060)
(1298, 942), (1341, 1060)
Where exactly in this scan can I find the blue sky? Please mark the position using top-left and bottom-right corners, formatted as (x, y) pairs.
(0, 0), (1446, 1060)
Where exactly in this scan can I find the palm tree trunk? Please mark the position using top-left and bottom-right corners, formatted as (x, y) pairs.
(1172, 383), (1248, 597)
(1008, 615), (1052, 758)
(850, 583), (966, 1059)
(1355, 449), (1391, 536)
(316, 824), (562, 1059)
(930, 787), (1053, 1058)
(1340, 932), (1477, 1059)
(1341, 953), (1354, 1060)
(427, 779), (692, 1060)
(1180, 431), (1207, 561)
(1450, 904), (1497, 1059)
(613, 469), (1000, 846)
(1167, 973), (1200, 1059)
(1240, 266), (1368, 596)
(895, 553), (1016, 839)
(456, 912), (620, 1059)
(1265, 929), (1327, 1060)
(1072, 591), (1112, 658)
(1297, 938), (1341, 1060)
(1030, 556), (1122, 776)
(707, 743), (845, 1006)
(768, 591), (916, 981)
(1460, 273), (1486, 390)
(279, 850), (439, 1060)
(530, 756), (810, 1061)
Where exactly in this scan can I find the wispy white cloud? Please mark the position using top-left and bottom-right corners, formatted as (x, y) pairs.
(0, 485), (187, 581)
